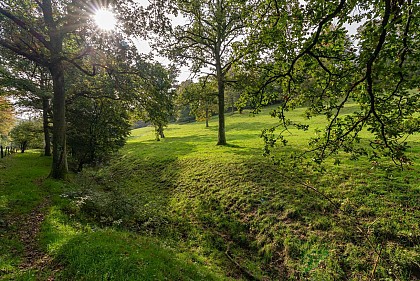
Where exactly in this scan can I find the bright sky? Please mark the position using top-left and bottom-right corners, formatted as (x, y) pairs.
(94, 9), (118, 31)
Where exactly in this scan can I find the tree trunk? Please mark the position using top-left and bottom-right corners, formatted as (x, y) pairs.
(21, 141), (27, 153)
(42, 96), (51, 156)
(43, 0), (67, 178)
(159, 126), (165, 139)
(1, 145), (3, 158)
(216, 77), (226, 145)
(49, 61), (68, 179)
(215, 38), (226, 145)
(155, 127), (161, 141)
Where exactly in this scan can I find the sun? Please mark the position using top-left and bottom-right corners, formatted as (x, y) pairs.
(93, 8), (117, 31)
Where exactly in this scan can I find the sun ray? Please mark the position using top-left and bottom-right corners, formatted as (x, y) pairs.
(93, 8), (117, 31)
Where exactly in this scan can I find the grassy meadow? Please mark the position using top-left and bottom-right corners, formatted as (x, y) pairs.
(1, 105), (419, 280)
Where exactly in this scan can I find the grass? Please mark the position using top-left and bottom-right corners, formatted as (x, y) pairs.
(40, 207), (222, 281)
(0, 152), (230, 280)
(0, 151), (50, 277)
(68, 105), (419, 280)
(1, 104), (419, 280)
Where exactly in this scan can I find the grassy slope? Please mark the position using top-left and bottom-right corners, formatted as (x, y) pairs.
(71, 106), (419, 280)
(1, 105), (419, 280)
(0, 153), (226, 280)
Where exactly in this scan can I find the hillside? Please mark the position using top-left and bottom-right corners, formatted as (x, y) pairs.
(1, 106), (419, 280)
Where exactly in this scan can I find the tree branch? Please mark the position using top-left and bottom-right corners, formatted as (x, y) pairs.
(0, 7), (51, 49)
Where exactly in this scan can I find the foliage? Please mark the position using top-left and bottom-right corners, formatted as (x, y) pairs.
(0, 53), (51, 109)
(0, 55), (53, 156)
(0, 96), (15, 137)
(224, 83), (242, 113)
(240, 0), (420, 165)
(134, 63), (177, 141)
(176, 78), (218, 127)
(9, 120), (43, 153)
(66, 95), (131, 171)
(0, 0), (146, 178)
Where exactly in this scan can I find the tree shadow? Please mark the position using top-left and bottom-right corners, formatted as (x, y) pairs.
(47, 229), (221, 280)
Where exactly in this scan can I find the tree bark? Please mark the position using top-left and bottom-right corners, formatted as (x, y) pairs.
(215, 44), (226, 145)
(21, 141), (27, 153)
(217, 77), (226, 145)
(49, 61), (68, 179)
(159, 126), (165, 139)
(44, 0), (68, 179)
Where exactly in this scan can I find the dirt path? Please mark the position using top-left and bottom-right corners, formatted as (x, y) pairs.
(7, 198), (60, 280)
(17, 199), (50, 268)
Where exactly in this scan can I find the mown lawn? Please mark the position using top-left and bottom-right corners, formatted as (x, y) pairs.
(1, 104), (419, 280)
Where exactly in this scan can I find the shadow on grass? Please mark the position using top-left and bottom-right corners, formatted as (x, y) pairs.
(204, 121), (278, 133)
(125, 131), (270, 160)
(51, 230), (221, 281)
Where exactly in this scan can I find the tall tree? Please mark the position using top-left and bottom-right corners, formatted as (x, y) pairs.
(9, 120), (43, 153)
(135, 62), (177, 141)
(0, 0), (140, 178)
(150, 0), (248, 145)
(67, 94), (131, 171)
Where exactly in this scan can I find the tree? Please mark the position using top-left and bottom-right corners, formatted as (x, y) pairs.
(0, 57), (53, 156)
(176, 78), (218, 127)
(224, 72), (243, 114)
(134, 62), (177, 141)
(67, 95), (131, 171)
(9, 120), (43, 153)
(243, 0), (420, 165)
(150, 0), (249, 145)
(0, 0), (141, 178)
(0, 96), (14, 136)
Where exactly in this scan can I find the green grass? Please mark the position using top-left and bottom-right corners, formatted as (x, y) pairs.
(0, 151), (50, 278)
(0, 152), (230, 280)
(67, 106), (419, 280)
(39, 207), (224, 281)
(1, 104), (420, 280)
(0, 151), (50, 215)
